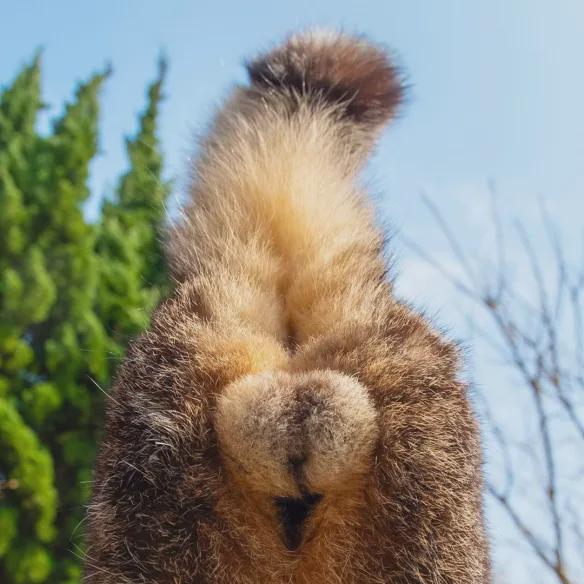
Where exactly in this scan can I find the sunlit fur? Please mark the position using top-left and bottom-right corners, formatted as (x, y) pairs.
(86, 30), (490, 583)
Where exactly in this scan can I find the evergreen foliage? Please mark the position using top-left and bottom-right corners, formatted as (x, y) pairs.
(0, 54), (169, 583)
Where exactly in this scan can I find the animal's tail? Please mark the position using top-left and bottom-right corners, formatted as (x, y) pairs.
(168, 30), (404, 298)
(246, 29), (403, 153)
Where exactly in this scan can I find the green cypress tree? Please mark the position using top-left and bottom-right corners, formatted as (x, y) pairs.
(96, 57), (170, 362)
(0, 54), (58, 584)
(0, 57), (109, 582)
(37, 70), (110, 584)
(0, 54), (169, 583)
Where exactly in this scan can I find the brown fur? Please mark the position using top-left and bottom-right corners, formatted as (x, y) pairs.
(85, 30), (490, 583)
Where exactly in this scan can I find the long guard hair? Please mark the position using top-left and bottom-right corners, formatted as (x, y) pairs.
(86, 30), (490, 583)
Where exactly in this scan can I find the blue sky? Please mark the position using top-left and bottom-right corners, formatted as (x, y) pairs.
(2, 1), (583, 581)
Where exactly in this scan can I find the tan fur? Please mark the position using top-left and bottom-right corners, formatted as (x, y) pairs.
(86, 30), (490, 583)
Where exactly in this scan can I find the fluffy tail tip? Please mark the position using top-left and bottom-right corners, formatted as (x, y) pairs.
(247, 29), (405, 128)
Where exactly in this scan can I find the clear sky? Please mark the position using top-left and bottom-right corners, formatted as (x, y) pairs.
(2, 1), (583, 581)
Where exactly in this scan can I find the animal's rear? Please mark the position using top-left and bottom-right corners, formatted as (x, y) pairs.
(86, 31), (490, 583)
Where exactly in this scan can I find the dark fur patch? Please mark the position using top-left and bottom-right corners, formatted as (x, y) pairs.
(247, 31), (404, 126)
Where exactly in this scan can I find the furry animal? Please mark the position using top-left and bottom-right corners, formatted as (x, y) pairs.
(85, 30), (490, 583)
